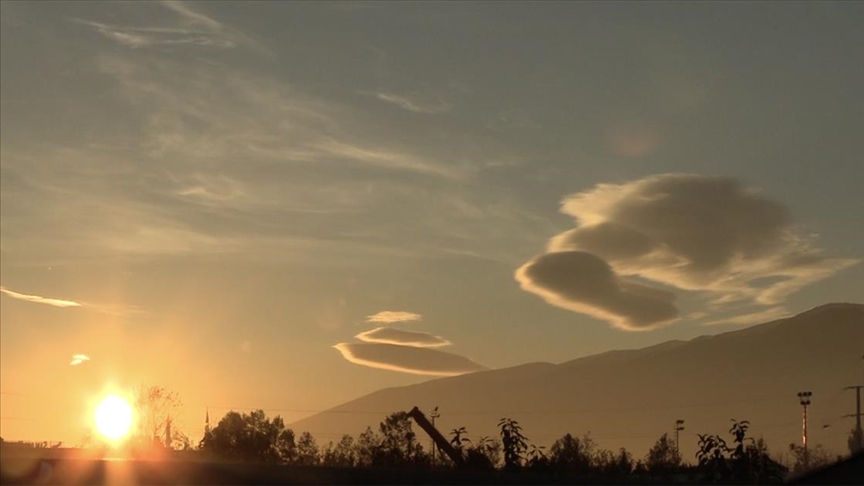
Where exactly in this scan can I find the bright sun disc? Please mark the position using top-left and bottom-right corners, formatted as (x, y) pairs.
(94, 395), (133, 441)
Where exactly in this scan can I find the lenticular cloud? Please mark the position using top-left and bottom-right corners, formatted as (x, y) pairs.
(516, 174), (858, 330)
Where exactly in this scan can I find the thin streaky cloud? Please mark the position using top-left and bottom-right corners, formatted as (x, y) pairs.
(70, 354), (91, 366)
(160, 0), (224, 31)
(703, 307), (791, 326)
(0, 286), (82, 308)
(372, 92), (452, 114)
(73, 19), (235, 49)
(365, 311), (422, 324)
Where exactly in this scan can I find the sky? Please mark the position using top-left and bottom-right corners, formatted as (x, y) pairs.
(1, 1), (862, 446)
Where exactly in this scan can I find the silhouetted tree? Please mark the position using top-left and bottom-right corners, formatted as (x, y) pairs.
(464, 436), (501, 470)
(296, 431), (319, 465)
(613, 447), (635, 475)
(526, 444), (550, 472)
(788, 442), (837, 476)
(321, 434), (355, 467)
(696, 432), (730, 482)
(133, 385), (185, 449)
(199, 410), (285, 462)
(549, 432), (594, 473)
(695, 419), (786, 484)
(377, 411), (426, 467)
(275, 429), (297, 463)
(353, 426), (380, 467)
(498, 418), (528, 472)
(645, 433), (682, 474)
(449, 427), (470, 455)
(592, 447), (634, 475)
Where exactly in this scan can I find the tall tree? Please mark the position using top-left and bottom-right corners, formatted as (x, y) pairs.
(296, 431), (320, 466)
(321, 434), (355, 467)
(498, 418), (528, 472)
(377, 411), (426, 467)
(200, 410), (286, 463)
(133, 385), (183, 449)
(645, 433), (682, 473)
(354, 426), (381, 467)
(549, 432), (594, 473)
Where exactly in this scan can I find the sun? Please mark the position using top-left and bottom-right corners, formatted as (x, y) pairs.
(94, 395), (134, 441)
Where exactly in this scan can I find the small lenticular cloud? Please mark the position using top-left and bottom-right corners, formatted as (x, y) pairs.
(70, 354), (90, 365)
(365, 311), (422, 324)
(333, 342), (487, 377)
(355, 327), (451, 348)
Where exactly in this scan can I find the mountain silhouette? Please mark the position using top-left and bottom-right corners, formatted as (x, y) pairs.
(292, 304), (863, 460)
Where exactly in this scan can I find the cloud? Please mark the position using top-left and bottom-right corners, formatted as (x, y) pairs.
(0, 286), (141, 316)
(355, 327), (451, 348)
(0, 286), (82, 308)
(517, 174), (859, 329)
(73, 20), (235, 49)
(365, 311), (422, 324)
(333, 342), (488, 376)
(515, 252), (678, 330)
(703, 307), (791, 326)
(161, 0), (223, 31)
(371, 92), (452, 114)
(70, 354), (90, 366)
(74, 1), (268, 54)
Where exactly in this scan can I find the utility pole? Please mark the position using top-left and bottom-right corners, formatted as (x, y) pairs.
(674, 420), (685, 455)
(798, 391), (812, 469)
(429, 406), (440, 466)
(844, 385), (863, 453)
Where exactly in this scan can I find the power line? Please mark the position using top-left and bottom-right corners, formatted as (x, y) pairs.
(189, 394), (791, 417)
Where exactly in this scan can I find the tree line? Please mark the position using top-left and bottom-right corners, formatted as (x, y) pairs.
(50, 384), (857, 484)
(195, 408), (839, 484)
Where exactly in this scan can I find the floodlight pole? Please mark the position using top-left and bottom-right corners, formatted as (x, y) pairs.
(674, 420), (685, 454)
(844, 385), (864, 452)
(797, 391), (812, 469)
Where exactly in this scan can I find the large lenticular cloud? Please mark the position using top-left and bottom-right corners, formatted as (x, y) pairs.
(516, 174), (858, 330)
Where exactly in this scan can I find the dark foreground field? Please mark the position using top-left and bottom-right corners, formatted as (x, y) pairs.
(0, 458), (645, 486)
(2, 454), (862, 485)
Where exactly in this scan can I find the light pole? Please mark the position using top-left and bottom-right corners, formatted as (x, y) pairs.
(674, 420), (685, 455)
(797, 391), (812, 469)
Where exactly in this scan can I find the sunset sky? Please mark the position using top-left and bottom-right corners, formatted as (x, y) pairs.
(1, 1), (862, 446)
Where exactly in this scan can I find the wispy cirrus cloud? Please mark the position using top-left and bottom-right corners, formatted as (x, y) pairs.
(70, 354), (90, 366)
(516, 174), (859, 330)
(365, 311), (422, 324)
(74, 0), (268, 55)
(370, 91), (452, 114)
(72, 20), (235, 49)
(0, 286), (82, 308)
(0, 286), (141, 316)
(355, 327), (451, 348)
(703, 307), (791, 326)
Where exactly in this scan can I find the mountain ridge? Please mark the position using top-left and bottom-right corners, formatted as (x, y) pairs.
(292, 303), (863, 458)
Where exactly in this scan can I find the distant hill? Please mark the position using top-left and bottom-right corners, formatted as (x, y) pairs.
(292, 304), (864, 460)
